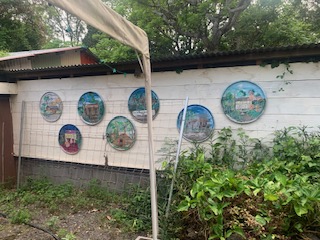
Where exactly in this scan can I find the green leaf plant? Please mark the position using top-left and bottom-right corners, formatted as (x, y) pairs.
(161, 126), (320, 239)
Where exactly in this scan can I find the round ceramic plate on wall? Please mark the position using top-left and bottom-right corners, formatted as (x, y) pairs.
(221, 80), (267, 124)
(177, 104), (215, 142)
(106, 116), (136, 151)
(58, 124), (82, 154)
(39, 92), (63, 122)
(128, 87), (160, 123)
(77, 91), (105, 125)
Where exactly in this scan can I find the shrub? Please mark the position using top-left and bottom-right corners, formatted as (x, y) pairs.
(161, 126), (320, 239)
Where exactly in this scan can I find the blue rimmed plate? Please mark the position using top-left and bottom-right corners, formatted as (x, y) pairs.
(58, 124), (82, 154)
(128, 87), (160, 123)
(177, 104), (215, 142)
(78, 91), (105, 125)
(40, 92), (63, 122)
(221, 80), (266, 123)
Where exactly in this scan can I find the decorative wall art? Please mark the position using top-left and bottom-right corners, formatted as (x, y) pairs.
(221, 80), (267, 123)
(177, 104), (215, 142)
(106, 116), (136, 151)
(58, 124), (82, 154)
(39, 92), (63, 122)
(77, 91), (105, 125)
(128, 87), (160, 123)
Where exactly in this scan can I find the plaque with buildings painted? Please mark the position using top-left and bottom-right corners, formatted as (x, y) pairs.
(128, 87), (160, 123)
(177, 105), (215, 142)
(106, 116), (136, 151)
(78, 92), (105, 125)
(39, 92), (63, 122)
(221, 81), (266, 123)
(58, 124), (82, 154)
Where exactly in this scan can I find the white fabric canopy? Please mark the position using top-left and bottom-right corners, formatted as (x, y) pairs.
(46, 0), (158, 239)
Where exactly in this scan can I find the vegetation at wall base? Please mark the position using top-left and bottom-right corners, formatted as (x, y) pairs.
(0, 126), (319, 239)
(0, 178), (148, 239)
(160, 126), (320, 239)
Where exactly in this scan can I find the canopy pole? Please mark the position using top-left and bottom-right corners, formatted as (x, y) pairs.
(142, 55), (159, 239)
(17, 101), (25, 189)
(165, 96), (188, 217)
(135, 50), (145, 74)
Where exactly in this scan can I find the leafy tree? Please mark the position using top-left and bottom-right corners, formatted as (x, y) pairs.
(0, 0), (46, 52)
(135, 0), (251, 54)
(87, 33), (136, 63)
(84, 0), (251, 61)
(43, 3), (86, 47)
(82, 0), (138, 62)
(80, 0), (320, 62)
(221, 0), (319, 50)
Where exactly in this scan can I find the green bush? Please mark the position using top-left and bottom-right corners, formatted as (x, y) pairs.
(161, 126), (320, 239)
(10, 209), (31, 224)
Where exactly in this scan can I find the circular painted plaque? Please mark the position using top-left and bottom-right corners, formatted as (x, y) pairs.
(177, 105), (215, 142)
(221, 81), (266, 123)
(39, 92), (63, 122)
(106, 116), (136, 151)
(78, 92), (105, 125)
(128, 87), (160, 123)
(58, 124), (82, 154)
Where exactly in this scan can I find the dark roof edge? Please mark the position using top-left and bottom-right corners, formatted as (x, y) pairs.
(2, 44), (320, 82)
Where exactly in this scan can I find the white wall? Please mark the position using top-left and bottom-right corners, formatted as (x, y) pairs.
(10, 62), (320, 169)
(0, 83), (17, 94)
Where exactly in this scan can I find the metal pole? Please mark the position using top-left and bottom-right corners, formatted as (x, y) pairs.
(17, 101), (25, 189)
(142, 55), (159, 239)
(165, 97), (189, 217)
(1, 122), (5, 183)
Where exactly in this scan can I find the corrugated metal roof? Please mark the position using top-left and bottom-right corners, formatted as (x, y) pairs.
(0, 46), (88, 62)
(150, 43), (320, 62)
(2, 43), (320, 82)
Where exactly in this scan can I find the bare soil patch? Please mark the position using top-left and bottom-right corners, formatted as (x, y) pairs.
(0, 208), (142, 240)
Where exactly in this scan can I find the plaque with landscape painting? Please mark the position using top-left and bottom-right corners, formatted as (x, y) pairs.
(78, 92), (105, 125)
(106, 116), (136, 151)
(177, 105), (215, 142)
(39, 92), (63, 122)
(221, 81), (266, 123)
(58, 124), (82, 154)
(128, 87), (160, 123)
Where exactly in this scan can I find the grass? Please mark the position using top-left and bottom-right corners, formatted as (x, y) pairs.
(0, 178), (149, 239)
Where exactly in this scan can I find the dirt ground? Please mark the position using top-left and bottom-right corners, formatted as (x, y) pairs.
(0, 208), (144, 240)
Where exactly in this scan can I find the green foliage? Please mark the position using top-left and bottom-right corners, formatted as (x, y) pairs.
(88, 33), (136, 63)
(61, 232), (77, 240)
(0, 0), (46, 51)
(84, 179), (112, 201)
(83, 0), (250, 61)
(207, 127), (270, 168)
(223, 0), (319, 50)
(20, 178), (74, 207)
(107, 186), (154, 233)
(58, 229), (77, 240)
(10, 209), (31, 224)
(43, 3), (86, 47)
(0, 50), (8, 58)
(46, 216), (60, 231)
(162, 126), (320, 239)
(83, 0), (320, 61)
(0, 177), (152, 237)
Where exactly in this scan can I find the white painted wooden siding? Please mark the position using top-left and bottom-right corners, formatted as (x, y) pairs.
(10, 62), (320, 169)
